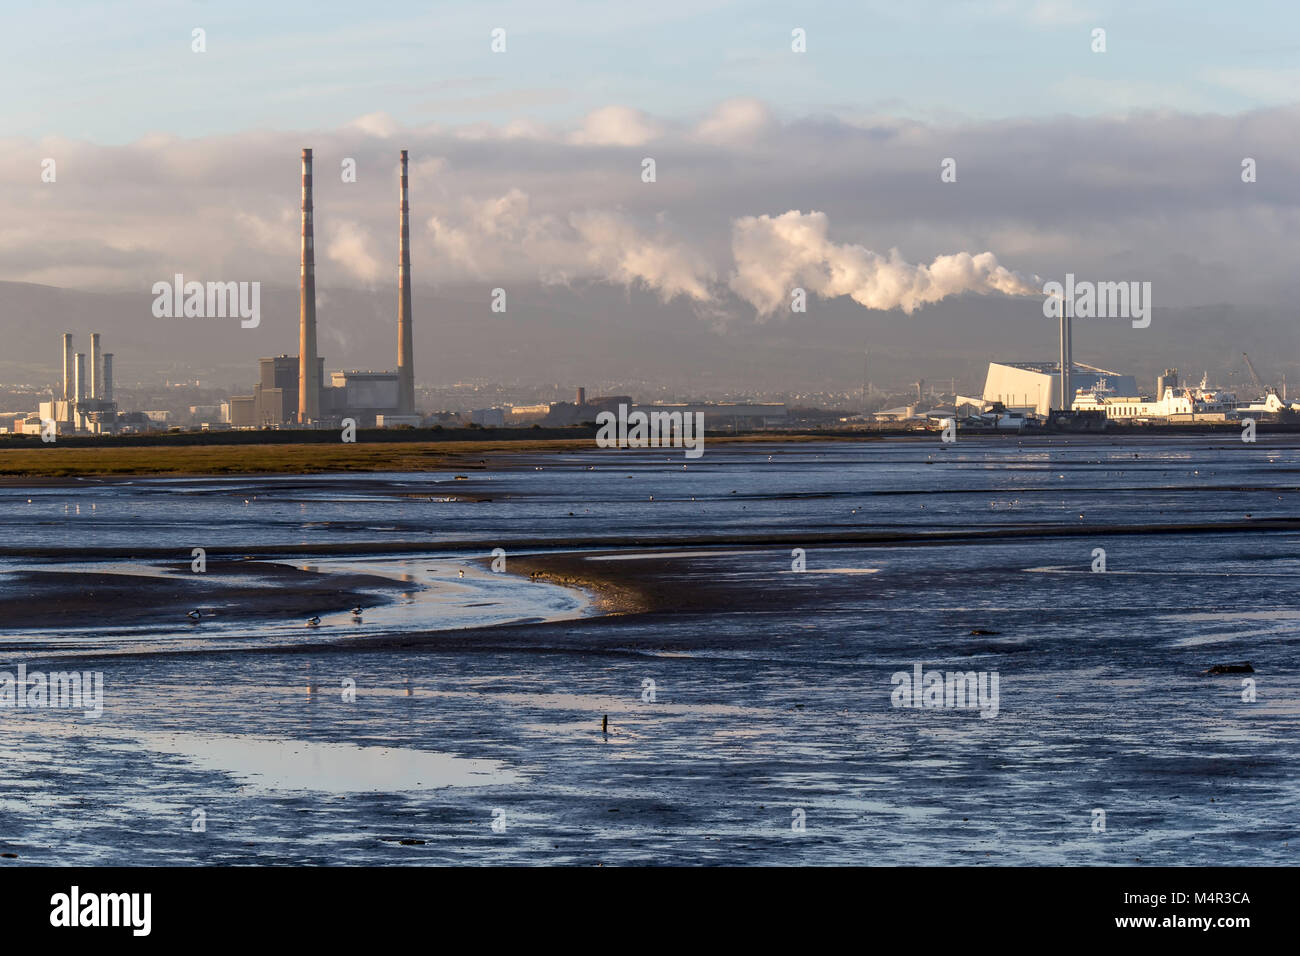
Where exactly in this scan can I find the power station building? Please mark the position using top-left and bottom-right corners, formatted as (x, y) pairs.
(980, 284), (1141, 420)
(37, 331), (119, 433)
(252, 354), (322, 427)
(982, 361), (1138, 417)
(231, 148), (420, 430)
(330, 370), (402, 423)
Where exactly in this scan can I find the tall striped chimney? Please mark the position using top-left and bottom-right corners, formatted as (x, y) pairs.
(74, 353), (86, 403)
(61, 333), (73, 402)
(89, 332), (101, 399)
(102, 353), (114, 402)
(397, 149), (415, 416)
(298, 148), (319, 424)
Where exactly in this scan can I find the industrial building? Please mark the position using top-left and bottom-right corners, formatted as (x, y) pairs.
(982, 361), (1138, 417)
(505, 403), (553, 424)
(439, 391), (790, 431)
(34, 331), (119, 434)
(231, 148), (421, 430)
(535, 391), (627, 427)
(234, 354), (324, 428)
(635, 402), (787, 431)
(330, 370), (404, 425)
(978, 285), (1137, 422)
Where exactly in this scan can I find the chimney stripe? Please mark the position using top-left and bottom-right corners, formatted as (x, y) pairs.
(397, 149), (415, 416)
(298, 147), (319, 423)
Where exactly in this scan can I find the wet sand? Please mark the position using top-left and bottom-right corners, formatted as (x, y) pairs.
(6, 502), (1300, 639)
(2, 437), (1298, 865)
(6, 512), (1298, 560)
(3, 534), (1296, 866)
(0, 561), (403, 630)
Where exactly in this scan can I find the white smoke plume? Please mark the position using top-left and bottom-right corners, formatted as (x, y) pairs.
(429, 189), (714, 302)
(569, 210), (714, 303)
(730, 210), (1037, 316)
(324, 220), (383, 284)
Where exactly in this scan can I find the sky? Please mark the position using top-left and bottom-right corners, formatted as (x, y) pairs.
(2, 0), (1298, 386)
(7, 0), (1300, 140)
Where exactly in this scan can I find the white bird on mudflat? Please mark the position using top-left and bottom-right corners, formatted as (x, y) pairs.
(458, 569), (465, 578)
(306, 616), (320, 627)
(350, 606), (363, 615)
(187, 610), (201, 621)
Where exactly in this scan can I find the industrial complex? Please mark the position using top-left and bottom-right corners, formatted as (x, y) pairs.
(2, 148), (1296, 438)
(228, 148), (421, 430)
(872, 300), (1298, 431)
(0, 147), (800, 437)
(27, 332), (119, 435)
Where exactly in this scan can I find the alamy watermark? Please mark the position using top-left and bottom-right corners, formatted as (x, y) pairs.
(595, 403), (704, 459)
(151, 273), (260, 328)
(1042, 273), (1150, 329)
(891, 662), (999, 718)
(50, 886), (150, 936)
(0, 664), (103, 718)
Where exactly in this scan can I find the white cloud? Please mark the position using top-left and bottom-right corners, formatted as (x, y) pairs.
(693, 97), (772, 145)
(3, 99), (1297, 316)
(569, 106), (664, 146)
(349, 112), (399, 138)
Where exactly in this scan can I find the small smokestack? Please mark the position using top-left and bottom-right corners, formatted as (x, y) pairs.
(576, 387), (586, 406)
(1065, 304), (1073, 408)
(298, 148), (319, 424)
(397, 149), (415, 416)
(1058, 296), (1071, 411)
(74, 353), (86, 403)
(102, 354), (114, 403)
(61, 333), (73, 402)
(89, 332), (101, 399)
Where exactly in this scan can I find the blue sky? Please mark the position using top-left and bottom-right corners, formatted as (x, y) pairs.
(6, 0), (1299, 143)
(4, 0), (1298, 331)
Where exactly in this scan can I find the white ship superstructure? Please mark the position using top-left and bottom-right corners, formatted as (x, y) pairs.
(1071, 377), (1242, 421)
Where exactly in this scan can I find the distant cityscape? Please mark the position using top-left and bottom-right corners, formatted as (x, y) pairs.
(2, 148), (1296, 439)
(2, 344), (1294, 437)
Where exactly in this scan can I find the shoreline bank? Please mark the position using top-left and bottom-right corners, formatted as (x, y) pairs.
(4, 426), (1292, 479)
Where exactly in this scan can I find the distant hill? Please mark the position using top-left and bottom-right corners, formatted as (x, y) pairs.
(0, 279), (1294, 395)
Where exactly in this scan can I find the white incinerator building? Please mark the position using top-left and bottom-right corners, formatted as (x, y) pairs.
(982, 361), (1138, 417)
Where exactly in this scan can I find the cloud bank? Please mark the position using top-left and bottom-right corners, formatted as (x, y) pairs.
(3, 99), (1298, 320)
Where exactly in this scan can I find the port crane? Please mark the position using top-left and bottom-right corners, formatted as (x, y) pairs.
(1242, 352), (1272, 397)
